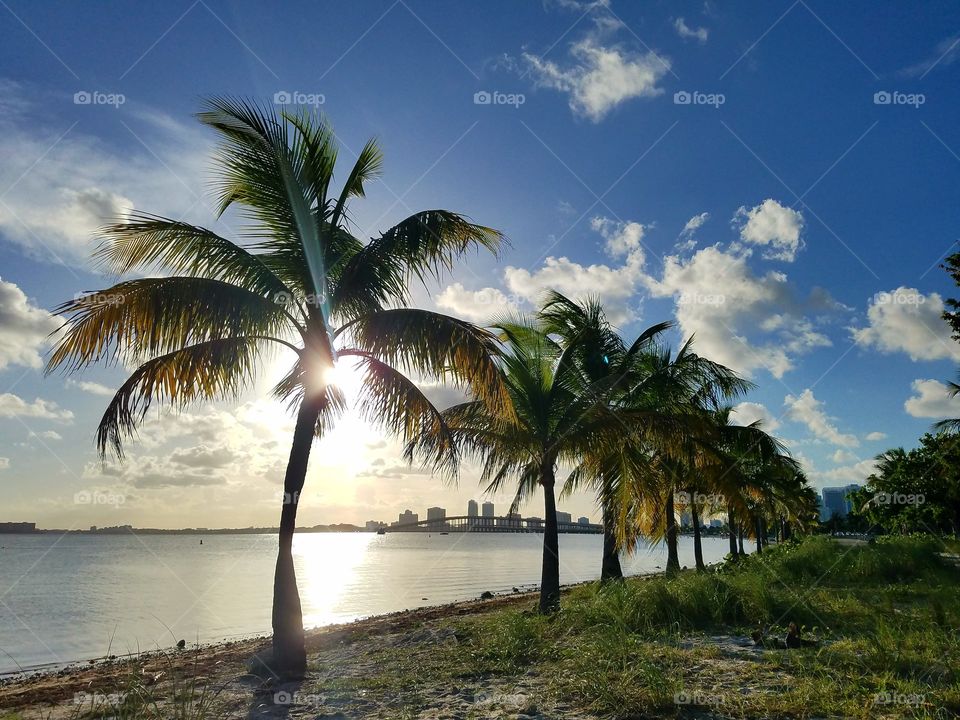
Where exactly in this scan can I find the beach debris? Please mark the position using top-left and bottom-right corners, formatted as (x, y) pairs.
(480, 591), (494, 600)
(176, 639), (186, 650)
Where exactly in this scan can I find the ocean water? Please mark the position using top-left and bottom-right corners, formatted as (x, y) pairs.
(0, 531), (739, 674)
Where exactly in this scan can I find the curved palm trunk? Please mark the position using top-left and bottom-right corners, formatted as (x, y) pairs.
(737, 527), (745, 556)
(665, 492), (680, 575)
(539, 462), (561, 613)
(600, 507), (624, 582)
(271, 396), (322, 678)
(727, 506), (739, 559)
(691, 500), (705, 572)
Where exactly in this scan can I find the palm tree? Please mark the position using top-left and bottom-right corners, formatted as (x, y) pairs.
(934, 373), (960, 433)
(537, 292), (672, 582)
(409, 317), (626, 612)
(47, 99), (507, 678)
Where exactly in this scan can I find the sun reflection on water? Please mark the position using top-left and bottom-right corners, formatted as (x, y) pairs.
(294, 532), (376, 627)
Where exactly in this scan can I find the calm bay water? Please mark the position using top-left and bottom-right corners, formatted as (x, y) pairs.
(0, 532), (737, 674)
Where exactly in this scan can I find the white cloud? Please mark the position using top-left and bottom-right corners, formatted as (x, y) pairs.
(0, 457), (9, 470)
(504, 251), (646, 325)
(904, 378), (960, 419)
(29, 430), (63, 441)
(677, 212), (710, 250)
(730, 401), (780, 432)
(816, 458), (878, 484)
(852, 288), (960, 361)
(0, 81), (212, 265)
(734, 199), (804, 261)
(523, 31), (670, 121)
(865, 431), (888, 442)
(0, 278), (60, 371)
(435, 283), (519, 323)
(0, 393), (73, 422)
(900, 34), (960, 77)
(590, 216), (647, 258)
(832, 449), (858, 464)
(674, 17), (709, 43)
(66, 379), (115, 397)
(784, 389), (858, 448)
(644, 244), (832, 377)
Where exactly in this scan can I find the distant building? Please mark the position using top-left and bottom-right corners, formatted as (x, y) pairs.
(556, 511), (572, 524)
(0, 522), (35, 533)
(398, 509), (418, 525)
(467, 499), (479, 517)
(709, 519), (722, 528)
(365, 520), (385, 531)
(526, 516), (543, 530)
(821, 484), (861, 521)
(679, 511), (692, 528)
(578, 516), (590, 525)
(482, 501), (495, 517)
(427, 507), (446, 522)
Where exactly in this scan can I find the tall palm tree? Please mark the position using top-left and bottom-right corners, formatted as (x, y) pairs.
(538, 292), (672, 582)
(409, 317), (627, 612)
(46, 99), (507, 678)
(934, 373), (960, 433)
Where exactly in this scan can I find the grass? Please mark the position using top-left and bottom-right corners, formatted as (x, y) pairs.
(6, 535), (958, 718)
(441, 535), (960, 718)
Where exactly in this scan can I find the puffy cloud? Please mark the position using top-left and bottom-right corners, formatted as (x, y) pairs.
(784, 389), (858, 448)
(435, 283), (519, 323)
(816, 458), (878, 484)
(523, 31), (670, 121)
(66, 379), (114, 397)
(590, 216), (647, 257)
(674, 17), (709, 43)
(851, 288), (960, 361)
(0, 393), (73, 421)
(730, 401), (780, 432)
(0, 457), (9, 470)
(734, 199), (804, 261)
(504, 251), (646, 325)
(904, 378), (960, 418)
(865, 431), (888, 442)
(832, 449), (859, 464)
(0, 278), (60, 371)
(29, 430), (62, 441)
(645, 245), (832, 377)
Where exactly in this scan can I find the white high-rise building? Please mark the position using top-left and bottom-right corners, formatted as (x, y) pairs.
(467, 499), (479, 517)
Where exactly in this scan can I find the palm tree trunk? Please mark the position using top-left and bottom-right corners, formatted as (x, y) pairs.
(738, 527), (745, 555)
(600, 507), (624, 583)
(271, 396), (322, 678)
(727, 506), (738, 558)
(755, 516), (764, 554)
(665, 492), (680, 575)
(539, 462), (561, 613)
(691, 500), (705, 572)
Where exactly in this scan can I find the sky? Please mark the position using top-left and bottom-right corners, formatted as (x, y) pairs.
(1, 0), (959, 530)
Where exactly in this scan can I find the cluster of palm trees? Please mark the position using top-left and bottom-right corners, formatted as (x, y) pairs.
(48, 100), (818, 678)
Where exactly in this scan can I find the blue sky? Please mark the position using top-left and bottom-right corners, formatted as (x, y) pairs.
(1, 0), (959, 529)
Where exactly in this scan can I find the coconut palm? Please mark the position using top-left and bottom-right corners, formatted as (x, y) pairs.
(934, 373), (960, 433)
(46, 99), (508, 678)
(409, 317), (629, 612)
(538, 291), (672, 582)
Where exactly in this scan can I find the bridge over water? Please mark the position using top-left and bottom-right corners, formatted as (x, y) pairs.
(383, 515), (602, 534)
